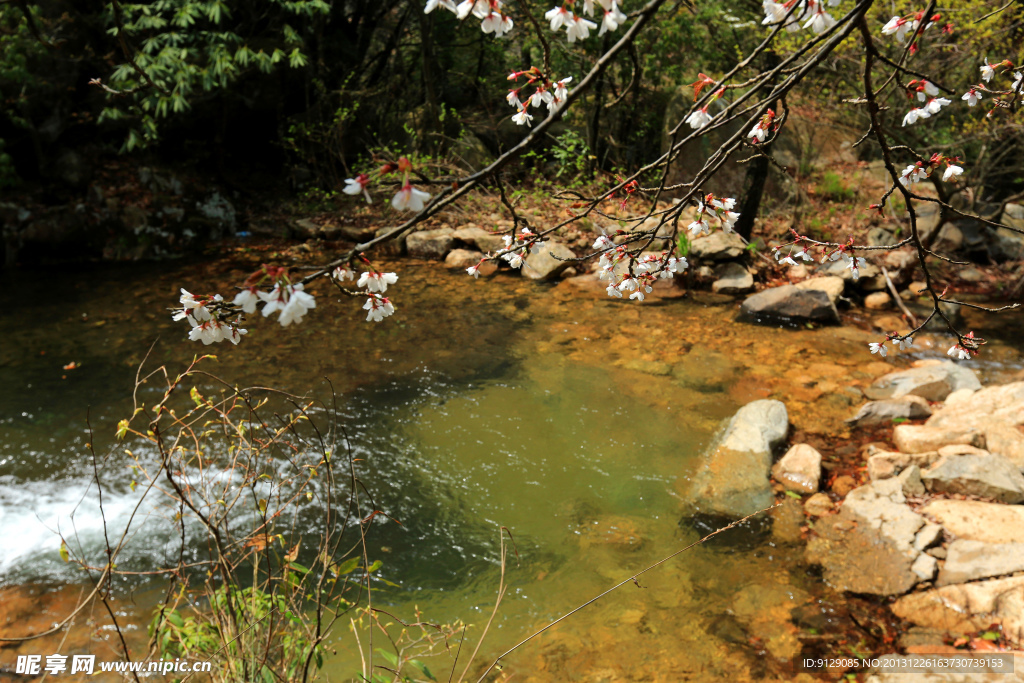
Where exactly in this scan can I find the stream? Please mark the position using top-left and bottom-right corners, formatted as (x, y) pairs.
(1, 250), (1021, 682)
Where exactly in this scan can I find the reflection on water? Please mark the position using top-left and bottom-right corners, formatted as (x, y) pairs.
(1, 254), (1021, 681)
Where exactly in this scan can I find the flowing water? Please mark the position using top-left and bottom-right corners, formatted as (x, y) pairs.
(1, 250), (1022, 681)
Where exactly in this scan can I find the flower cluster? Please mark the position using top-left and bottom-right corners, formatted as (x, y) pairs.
(545, 0), (626, 44)
(772, 243), (814, 267)
(947, 332), (983, 361)
(685, 86), (725, 130)
(496, 228), (545, 269)
(880, 10), (946, 47)
(688, 194), (740, 236)
(172, 290), (248, 345)
(898, 153), (963, 187)
(426, 0), (514, 38)
(761, 0), (839, 35)
(344, 157), (432, 213)
(595, 238), (687, 302)
(507, 68), (573, 127)
(902, 96), (951, 126)
(333, 265), (399, 322)
(868, 333), (913, 358)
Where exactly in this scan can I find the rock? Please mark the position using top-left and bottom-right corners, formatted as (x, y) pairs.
(899, 465), (926, 497)
(914, 522), (943, 550)
(821, 258), (885, 290)
(739, 285), (840, 325)
(806, 479), (924, 595)
(892, 575), (1024, 645)
(689, 229), (746, 261)
(864, 361), (981, 401)
(711, 262), (754, 294)
(982, 423), (1024, 469)
(915, 202), (943, 241)
(867, 227), (898, 247)
(864, 292), (892, 309)
(920, 500), (1024, 544)
(771, 444), (822, 494)
(932, 222), (964, 253)
(893, 424), (985, 453)
(867, 450), (941, 481)
(671, 351), (738, 392)
(794, 276), (845, 304)
(576, 514), (646, 552)
(937, 540), (1024, 586)
(911, 553), (938, 581)
(804, 492), (834, 516)
(687, 400), (789, 519)
(374, 226), (406, 255)
(195, 192), (236, 232)
(831, 474), (857, 497)
(444, 248), (490, 272)
(920, 452), (1024, 503)
(959, 266), (986, 283)
(621, 359), (672, 376)
(522, 242), (576, 281)
(771, 497), (806, 545)
(407, 228), (455, 259)
(452, 226), (505, 253)
(847, 396), (932, 427)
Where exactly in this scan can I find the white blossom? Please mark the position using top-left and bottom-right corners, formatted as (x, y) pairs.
(685, 108), (713, 129)
(364, 295), (396, 322)
(545, 6), (575, 30)
(232, 288), (260, 314)
(942, 164), (963, 182)
(512, 107), (533, 127)
(566, 15), (597, 41)
(392, 184), (431, 212)
(688, 219), (711, 236)
(357, 271), (399, 293)
(869, 342), (887, 357)
(980, 62), (995, 83)
(896, 336), (913, 350)
(902, 107), (930, 126)
(962, 89), (982, 107)
(333, 266), (356, 281)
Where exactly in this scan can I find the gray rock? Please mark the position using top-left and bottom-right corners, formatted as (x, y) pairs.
(932, 223), (964, 253)
(911, 553), (938, 581)
(711, 261), (754, 294)
(921, 499), (1024, 544)
(914, 522), (943, 551)
(407, 228), (455, 259)
(794, 276), (845, 304)
(893, 424), (986, 453)
(867, 227), (899, 247)
(806, 479), (924, 595)
(444, 248), (486, 270)
(672, 351), (738, 392)
(689, 230), (747, 261)
(687, 400), (789, 519)
(522, 241), (576, 280)
(821, 258), (884, 290)
(771, 444), (822, 493)
(937, 540), (1024, 586)
(739, 285), (840, 325)
(921, 452), (1024, 503)
(899, 465), (926, 497)
(452, 226), (506, 253)
(866, 450), (941, 481)
(864, 361), (981, 401)
(847, 396), (932, 427)
(195, 192), (236, 232)
(804, 492), (834, 516)
(892, 576), (1024, 648)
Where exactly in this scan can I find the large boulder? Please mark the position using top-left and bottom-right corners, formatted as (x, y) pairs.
(739, 285), (840, 325)
(689, 230), (747, 261)
(452, 225), (506, 253)
(892, 575), (1024, 645)
(522, 241), (576, 280)
(686, 400), (789, 519)
(820, 258), (885, 290)
(711, 262), (754, 294)
(920, 452), (1024, 503)
(806, 478), (924, 595)
(795, 276), (845, 305)
(927, 381), (1024, 430)
(921, 499), (1024, 544)
(847, 396), (932, 427)
(864, 361), (981, 401)
(407, 228), (455, 259)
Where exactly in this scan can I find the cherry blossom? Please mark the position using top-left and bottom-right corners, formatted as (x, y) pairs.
(685, 106), (713, 129)
(512, 107), (534, 127)
(259, 283), (316, 327)
(899, 162), (928, 186)
(364, 295), (396, 322)
(902, 107), (930, 126)
(803, 6), (835, 34)
(762, 1), (799, 31)
(881, 16), (912, 42)
(481, 11), (514, 37)
(593, 234), (614, 250)
(467, 263), (482, 278)
(357, 271), (399, 293)
(424, 0), (457, 12)
(980, 61), (996, 83)
(947, 343), (971, 361)
(688, 218), (711, 236)
(232, 288), (260, 313)
(392, 183), (431, 212)
(962, 88), (982, 106)
(942, 164), (963, 182)
(545, 6), (575, 30)
(599, 2), (627, 35)
(554, 77), (572, 101)
(868, 341), (887, 357)
(332, 266), (356, 281)
(924, 96), (951, 114)
(895, 336), (913, 351)
(343, 174), (373, 203)
(566, 14), (598, 42)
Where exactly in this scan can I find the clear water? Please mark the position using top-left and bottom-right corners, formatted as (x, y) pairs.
(2, 256), (1021, 681)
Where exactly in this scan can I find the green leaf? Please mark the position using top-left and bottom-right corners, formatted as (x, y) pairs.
(410, 659), (436, 680)
(784, 490), (802, 499)
(367, 560), (383, 573)
(288, 561), (310, 575)
(333, 557), (359, 576)
(375, 649), (398, 667)
(981, 631), (1000, 641)
(59, 540), (69, 562)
